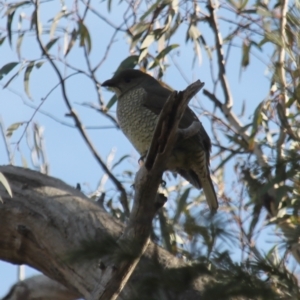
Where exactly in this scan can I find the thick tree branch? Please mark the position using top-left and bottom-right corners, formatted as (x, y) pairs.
(146, 81), (204, 170)
(3, 275), (79, 300)
(0, 165), (208, 300)
(92, 81), (205, 300)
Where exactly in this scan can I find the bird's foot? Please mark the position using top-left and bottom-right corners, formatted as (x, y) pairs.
(155, 193), (167, 210)
(138, 153), (147, 166)
(161, 180), (166, 187)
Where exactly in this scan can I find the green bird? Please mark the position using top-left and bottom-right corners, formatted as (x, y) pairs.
(102, 69), (218, 212)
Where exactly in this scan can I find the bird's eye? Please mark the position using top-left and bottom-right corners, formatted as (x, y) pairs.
(124, 77), (131, 83)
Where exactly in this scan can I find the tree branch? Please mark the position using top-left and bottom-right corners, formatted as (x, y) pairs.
(33, 0), (129, 216)
(3, 275), (79, 300)
(92, 80), (205, 300)
(0, 165), (208, 300)
(207, 0), (233, 108)
(203, 2), (269, 169)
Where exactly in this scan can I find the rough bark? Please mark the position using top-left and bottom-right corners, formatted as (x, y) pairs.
(0, 165), (207, 300)
(2, 275), (79, 300)
(91, 80), (205, 300)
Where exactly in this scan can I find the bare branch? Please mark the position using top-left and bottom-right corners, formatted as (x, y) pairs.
(3, 275), (79, 300)
(80, 0), (127, 32)
(0, 165), (209, 300)
(207, 0), (233, 108)
(275, 0), (289, 180)
(91, 80), (204, 300)
(33, 0), (129, 216)
(0, 117), (14, 164)
(80, 102), (119, 128)
(203, 88), (268, 169)
(1, 83), (115, 130)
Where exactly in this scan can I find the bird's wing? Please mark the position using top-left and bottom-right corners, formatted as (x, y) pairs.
(141, 83), (171, 115)
(142, 83), (211, 154)
(176, 169), (202, 189)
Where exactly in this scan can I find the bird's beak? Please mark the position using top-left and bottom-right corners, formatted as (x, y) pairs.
(101, 78), (114, 87)
(101, 78), (121, 95)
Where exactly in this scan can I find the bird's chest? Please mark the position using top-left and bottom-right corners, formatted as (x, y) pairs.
(117, 88), (158, 155)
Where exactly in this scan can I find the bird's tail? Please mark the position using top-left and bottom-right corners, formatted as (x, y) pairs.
(177, 169), (218, 212)
(202, 176), (218, 213)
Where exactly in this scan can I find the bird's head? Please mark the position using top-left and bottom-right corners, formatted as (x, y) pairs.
(102, 69), (159, 97)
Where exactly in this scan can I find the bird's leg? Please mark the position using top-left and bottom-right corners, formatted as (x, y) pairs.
(177, 121), (202, 142)
(139, 151), (166, 187)
(154, 193), (167, 209)
(138, 152), (147, 166)
(160, 179), (166, 187)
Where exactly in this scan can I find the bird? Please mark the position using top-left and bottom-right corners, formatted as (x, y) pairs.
(102, 69), (218, 212)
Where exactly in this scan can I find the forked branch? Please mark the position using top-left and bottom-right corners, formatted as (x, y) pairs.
(92, 80), (205, 300)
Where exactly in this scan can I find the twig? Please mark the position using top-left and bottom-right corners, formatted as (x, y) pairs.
(81, 0), (91, 20)
(170, 54), (190, 84)
(2, 83), (115, 130)
(33, 0), (129, 216)
(203, 88), (268, 170)
(80, 0), (127, 32)
(93, 29), (119, 72)
(273, 0), (300, 264)
(79, 102), (119, 128)
(0, 117), (14, 164)
(275, 0), (288, 179)
(14, 97), (45, 152)
(207, 0), (233, 108)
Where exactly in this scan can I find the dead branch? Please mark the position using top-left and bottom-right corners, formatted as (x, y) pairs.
(92, 80), (204, 300)
(0, 165), (208, 300)
(3, 275), (79, 300)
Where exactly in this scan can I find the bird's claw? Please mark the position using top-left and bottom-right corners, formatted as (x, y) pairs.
(138, 154), (147, 166)
(155, 193), (167, 210)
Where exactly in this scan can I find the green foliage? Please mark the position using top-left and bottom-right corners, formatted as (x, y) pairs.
(0, 62), (19, 79)
(78, 21), (92, 54)
(6, 122), (25, 137)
